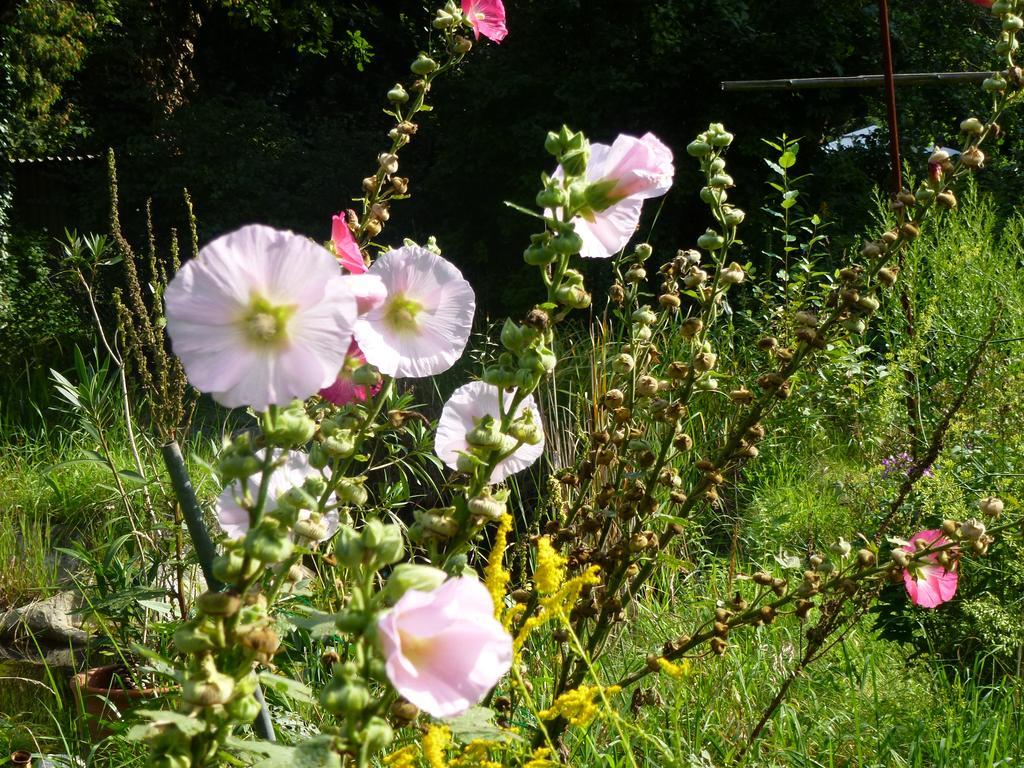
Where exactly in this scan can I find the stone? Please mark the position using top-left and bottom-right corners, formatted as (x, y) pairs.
(0, 592), (89, 645)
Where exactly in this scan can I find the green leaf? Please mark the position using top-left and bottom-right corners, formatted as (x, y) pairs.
(243, 737), (342, 768)
(126, 709), (207, 739)
(287, 609), (340, 638)
(259, 672), (314, 703)
(137, 600), (174, 616)
(445, 706), (524, 744)
(778, 150), (797, 169)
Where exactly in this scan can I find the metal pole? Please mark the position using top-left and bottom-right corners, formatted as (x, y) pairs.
(161, 440), (276, 743)
(720, 71), (989, 92)
(879, 0), (903, 196)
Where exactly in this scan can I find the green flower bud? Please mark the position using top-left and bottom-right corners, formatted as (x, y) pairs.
(265, 400), (316, 448)
(536, 185), (568, 209)
(293, 516), (329, 543)
(337, 476), (369, 506)
(362, 520), (405, 565)
(196, 590), (241, 617)
(225, 690), (263, 723)
(700, 186), (727, 205)
(334, 524), (364, 568)
(560, 146), (590, 178)
(482, 365), (517, 388)
(173, 623), (217, 654)
(182, 657), (235, 708)
(244, 523), (294, 564)
(554, 284), (591, 309)
(321, 677), (371, 716)
(467, 488), (508, 520)
(414, 508), (459, 538)
(523, 242), (556, 267)
(723, 206), (746, 227)
(211, 549), (259, 584)
(363, 717), (395, 753)
(467, 415), (505, 448)
(501, 319), (525, 351)
(324, 431), (357, 459)
(634, 242), (654, 261)
(632, 307), (658, 325)
(551, 230), (584, 255)
(508, 409), (543, 445)
(456, 450), (486, 474)
(352, 364), (381, 387)
(697, 229), (726, 251)
(709, 173), (734, 188)
(686, 139), (712, 157)
(387, 84), (409, 103)
(613, 353), (635, 373)
(383, 563), (448, 600)
(410, 55), (438, 75)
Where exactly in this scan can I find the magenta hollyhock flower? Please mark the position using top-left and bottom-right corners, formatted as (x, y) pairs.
(217, 449), (339, 541)
(377, 576), (512, 718)
(558, 133), (674, 259)
(332, 213), (366, 275)
(462, 0), (507, 43)
(354, 245), (475, 378)
(434, 381), (544, 483)
(319, 340), (382, 406)
(902, 529), (959, 608)
(164, 224), (357, 411)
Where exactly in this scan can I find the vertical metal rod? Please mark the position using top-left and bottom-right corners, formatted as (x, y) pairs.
(879, 0), (903, 195)
(161, 440), (276, 742)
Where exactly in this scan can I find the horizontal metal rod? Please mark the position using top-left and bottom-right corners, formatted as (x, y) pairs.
(722, 71), (991, 92)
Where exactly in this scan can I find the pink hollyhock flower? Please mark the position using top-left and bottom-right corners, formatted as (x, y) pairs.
(462, 0), (507, 43)
(902, 529), (959, 608)
(332, 213), (366, 275)
(434, 380), (544, 483)
(164, 224), (357, 411)
(377, 576), (512, 718)
(558, 133), (674, 259)
(319, 340), (382, 406)
(217, 449), (339, 541)
(354, 245), (475, 378)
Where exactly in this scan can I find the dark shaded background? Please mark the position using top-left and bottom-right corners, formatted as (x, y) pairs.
(4, 1), (1013, 315)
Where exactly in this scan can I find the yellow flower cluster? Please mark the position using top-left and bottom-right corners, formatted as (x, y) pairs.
(513, 537), (600, 654)
(522, 747), (559, 768)
(450, 739), (503, 768)
(483, 513), (514, 619)
(537, 684), (622, 728)
(383, 745), (419, 768)
(534, 536), (566, 595)
(423, 725), (451, 768)
(656, 657), (691, 678)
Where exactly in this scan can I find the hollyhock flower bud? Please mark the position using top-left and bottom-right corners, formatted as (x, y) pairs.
(723, 206), (746, 227)
(686, 139), (712, 157)
(183, 657), (236, 708)
(960, 518), (987, 540)
(697, 230), (726, 251)
(877, 267), (899, 287)
(693, 351), (717, 373)
(387, 84), (409, 103)
(961, 147), (985, 168)
(377, 577), (512, 718)
(636, 375), (660, 398)
(613, 353), (635, 373)
(700, 186), (726, 205)
(960, 117), (985, 134)
(978, 496), (1004, 516)
(720, 262), (745, 285)
(410, 55), (438, 75)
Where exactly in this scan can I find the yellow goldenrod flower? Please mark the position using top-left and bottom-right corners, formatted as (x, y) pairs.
(423, 725), (451, 768)
(534, 536), (566, 595)
(449, 741), (502, 768)
(514, 564), (600, 654)
(383, 744), (420, 768)
(523, 747), (559, 768)
(484, 513), (514, 619)
(656, 657), (691, 678)
(537, 684), (622, 728)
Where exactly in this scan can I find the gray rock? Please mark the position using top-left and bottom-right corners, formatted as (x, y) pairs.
(0, 592), (89, 645)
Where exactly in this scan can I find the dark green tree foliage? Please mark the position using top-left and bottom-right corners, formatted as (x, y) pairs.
(2, 0), (1006, 312)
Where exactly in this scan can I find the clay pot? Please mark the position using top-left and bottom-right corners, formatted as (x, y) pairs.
(10, 751), (32, 767)
(70, 665), (171, 738)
